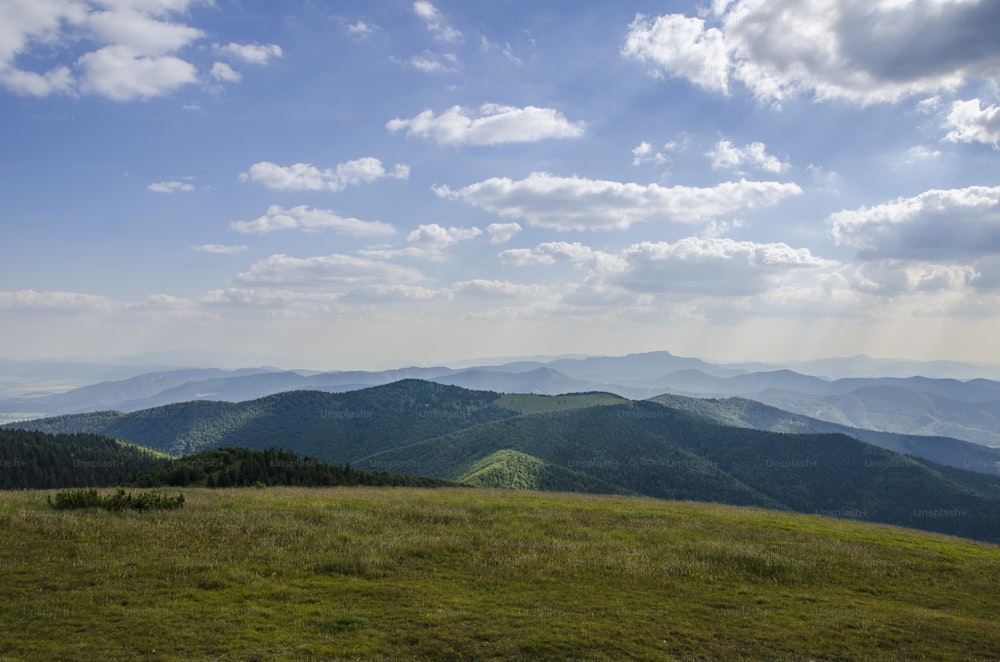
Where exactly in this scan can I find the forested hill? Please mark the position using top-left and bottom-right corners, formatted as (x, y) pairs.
(0, 429), (167, 489)
(122, 446), (455, 489)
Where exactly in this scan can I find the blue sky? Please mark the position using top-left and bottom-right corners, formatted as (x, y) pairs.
(1, 0), (999, 368)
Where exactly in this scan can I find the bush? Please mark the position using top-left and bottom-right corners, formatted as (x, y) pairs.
(48, 488), (185, 512)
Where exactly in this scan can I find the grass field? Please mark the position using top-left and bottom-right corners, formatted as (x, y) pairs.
(2, 486), (1000, 660)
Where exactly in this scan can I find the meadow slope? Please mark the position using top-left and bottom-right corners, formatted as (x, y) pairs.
(1, 487), (999, 660)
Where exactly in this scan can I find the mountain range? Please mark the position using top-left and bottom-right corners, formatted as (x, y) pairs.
(4, 351), (1000, 449)
(7, 379), (1000, 544)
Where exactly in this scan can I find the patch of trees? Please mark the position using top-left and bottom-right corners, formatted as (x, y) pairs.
(0, 428), (163, 489)
(122, 447), (454, 489)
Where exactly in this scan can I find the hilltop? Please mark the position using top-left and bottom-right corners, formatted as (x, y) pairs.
(1, 487), (998, 660)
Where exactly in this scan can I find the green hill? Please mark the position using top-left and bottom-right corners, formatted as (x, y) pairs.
(456, 449), (630, 494)
(364, 400), (1000, 543)
(1, 487), (999, 660)
(0, 428), (167, 489)
(9, 380), (1000, 543)
(5, 381), (515, 460)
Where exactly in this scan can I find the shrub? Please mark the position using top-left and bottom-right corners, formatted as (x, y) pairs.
(48, 488), (185, 512)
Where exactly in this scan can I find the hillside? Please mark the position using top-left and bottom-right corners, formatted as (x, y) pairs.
(455, 449), (631, 494)
(364, 400), (1000, 543)
(0, 428), (167, 489)
(122, 446), (455, 489)
(649, 392), (1000, 474)
(1, 487), (998, 660)
(9, 380), (1000, 543)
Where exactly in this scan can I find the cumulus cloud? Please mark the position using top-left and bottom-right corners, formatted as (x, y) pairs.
(387, 104), (585, 145)
(77, 45), (197, 101)
(829, 186), (1000, 260)
(147, 180), (193, 193)
(239, 158), (410, 192)
(193, 244), (248, 254)
(407, 53), (455, 73)
(486, 222), (521, 244)
(622, 13), (730, 93)
(498, 242), (625, 271)
(0, 3), (280, 100)
(0, 0), (216, 100)
(230, 205), (395, 236)
(708, 139), (788, 174)
(236, 253), (424, 289)
(944, 98), (1000, 148)
(360, 224), (482, 260)
(213, 42), (282, 64)
(623, 1), (1000, 106)
(414, 0), (461, 42)
(436, 172), (802, 231)
(610, 238), (835, 296)
(0, 289), (115, 313)
(210, 61), (240, 82)
(452, 280), (547, 298)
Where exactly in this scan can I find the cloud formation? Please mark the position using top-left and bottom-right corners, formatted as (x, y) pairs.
(231, 205), (396, 236)
(623, 1), (1000, 106)
(240, 158), (409, 191)
(414, 1), (462, 42)
(944, 99), (1000, 148)
(387, 104), (585, 145)
(829, 186), (1000, 260)
(708, 139), (787, 174)
(437, 172), (802, 231)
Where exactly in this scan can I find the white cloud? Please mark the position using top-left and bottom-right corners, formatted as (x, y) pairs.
(193, 244), (248, 254)
(452, 280), (547, 298)
(622, 13), (730, 93)
(407, 53), (454, 73)
(147, 180), (194, 193)
(210, 61), (240, 82)
(230, 205), (395, 237)
(414, 0), (461, 42)
(944, 98), (1000, 148)
(77, 45), (197, 101)
(623, 2), (1000, 106)
(486, 222), (521, 244)
(610, 238), (835, 296)
(498, 242), (625, 272)
(239, 158), (410, 192)
(360, 224), (482, 260)
(708, 139), (788, 173)
(236, 253), (424, 289)
(436, 172), (802, 231)
(0, 289), (115, 313)
(0, 0), (214, 100)
(213, 42), (282, 64)
(829, 186), (1000, 260)
(86, 9), (202, 55)
(387, 104), (585, 146)
(347, 20), (374, 36)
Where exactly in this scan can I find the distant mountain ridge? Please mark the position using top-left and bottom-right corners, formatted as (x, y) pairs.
(4, 350), (1000, 448)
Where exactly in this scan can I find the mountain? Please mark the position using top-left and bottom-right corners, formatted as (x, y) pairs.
(649, 393), (1000, 474)
(0, 428), (167, 489)
(8, 379), (1000, 543)
(361, 398), (1000, 543)
(754, 386), (1000, 447)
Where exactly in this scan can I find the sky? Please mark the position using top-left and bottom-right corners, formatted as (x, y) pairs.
(1, 0), (999, 369)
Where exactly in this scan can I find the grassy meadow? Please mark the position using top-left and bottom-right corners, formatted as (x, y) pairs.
(1, 486), (999, 660)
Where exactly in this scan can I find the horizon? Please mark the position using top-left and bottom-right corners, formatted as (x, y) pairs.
(3, 1), (999, 367)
